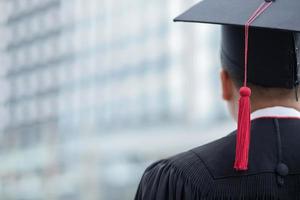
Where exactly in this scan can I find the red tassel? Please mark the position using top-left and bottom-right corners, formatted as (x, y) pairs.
(232, 1), (272, 171)
(234, 86), (251, 171)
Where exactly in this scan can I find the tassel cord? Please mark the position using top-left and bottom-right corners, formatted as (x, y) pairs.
(234, 1), (273, 171)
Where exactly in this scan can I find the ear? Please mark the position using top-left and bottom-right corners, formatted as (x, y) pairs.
(220, 69), (234, 101)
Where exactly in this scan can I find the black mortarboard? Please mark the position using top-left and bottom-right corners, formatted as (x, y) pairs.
(221, 26), (298, 88)
(174, 0), (300, 171)
(174, 0), (300, 89)
(174, 0), (300, 32)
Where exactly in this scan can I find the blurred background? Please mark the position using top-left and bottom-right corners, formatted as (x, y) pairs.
(0, 0), (235, 199)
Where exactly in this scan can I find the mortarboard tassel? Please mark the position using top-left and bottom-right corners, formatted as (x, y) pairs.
(234, 1), (273, 171)
(234, 86), (251, 170)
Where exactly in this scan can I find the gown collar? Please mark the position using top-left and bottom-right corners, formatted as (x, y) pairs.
(251, 106), (300, 120)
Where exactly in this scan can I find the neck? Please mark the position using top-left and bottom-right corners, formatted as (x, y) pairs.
(251, 99), (300, 113)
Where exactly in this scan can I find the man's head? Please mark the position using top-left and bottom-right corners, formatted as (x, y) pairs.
(220, 25), (300, 120)
(220, 68), (299, 120)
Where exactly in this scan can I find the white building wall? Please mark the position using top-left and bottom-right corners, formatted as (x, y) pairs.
(0, 0), (232, 199)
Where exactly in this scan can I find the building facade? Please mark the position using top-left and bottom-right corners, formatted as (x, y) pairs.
(0, 0), (225, 199)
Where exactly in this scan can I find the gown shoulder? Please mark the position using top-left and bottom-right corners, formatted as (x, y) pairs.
(134, 133), (236, 200)
(135, 119), (300, 199)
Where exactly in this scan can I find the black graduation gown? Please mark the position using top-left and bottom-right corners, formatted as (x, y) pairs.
(134, 118), (300, 199)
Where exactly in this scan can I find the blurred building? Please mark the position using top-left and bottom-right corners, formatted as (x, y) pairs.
(0, 0), (230, 199)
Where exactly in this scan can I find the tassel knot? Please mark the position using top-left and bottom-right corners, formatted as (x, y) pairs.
(240, 87), (251, 97)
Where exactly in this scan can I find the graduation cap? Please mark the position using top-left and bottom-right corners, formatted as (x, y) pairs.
(174, 0), (300, 170)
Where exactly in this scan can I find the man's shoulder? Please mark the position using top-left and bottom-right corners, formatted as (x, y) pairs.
(144, 132), (236, 183)
(168, 132), (237, 179)
(137, 133), (236, 199)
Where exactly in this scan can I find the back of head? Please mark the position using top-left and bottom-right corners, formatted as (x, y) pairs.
(221, 25), (299, 89)
(220, 25), (300, 101)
